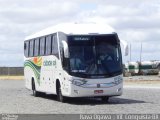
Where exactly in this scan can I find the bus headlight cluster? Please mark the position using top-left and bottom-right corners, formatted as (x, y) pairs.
(72, 79), (86, 86)
(114, 76), (123, 85)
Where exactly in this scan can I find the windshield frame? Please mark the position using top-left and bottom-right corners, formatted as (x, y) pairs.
(66, 34), (123, 78)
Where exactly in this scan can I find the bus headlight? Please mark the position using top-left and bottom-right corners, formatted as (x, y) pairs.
(114, 76), (123, 85)
(72, 79), (86, 86)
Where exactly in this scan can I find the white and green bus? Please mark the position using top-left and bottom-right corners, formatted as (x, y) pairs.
(24, 23), (123, 102)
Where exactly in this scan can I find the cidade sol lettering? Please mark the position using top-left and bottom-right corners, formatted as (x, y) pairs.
(43, 60), (56, 66)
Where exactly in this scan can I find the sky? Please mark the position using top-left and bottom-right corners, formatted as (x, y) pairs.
(0, 0), (160, 66)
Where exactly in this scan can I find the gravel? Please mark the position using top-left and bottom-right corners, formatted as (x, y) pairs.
(0, 80), (160, 114)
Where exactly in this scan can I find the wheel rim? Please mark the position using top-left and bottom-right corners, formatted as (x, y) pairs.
(33, 89), (36, 96)
(33, 90), (35, 95)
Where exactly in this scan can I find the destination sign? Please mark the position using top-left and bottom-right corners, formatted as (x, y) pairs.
(73, 37), (90, 41)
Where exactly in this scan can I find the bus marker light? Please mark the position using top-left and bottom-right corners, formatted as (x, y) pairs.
(117, 88), (121, 92)
(74, 90), (79, 94)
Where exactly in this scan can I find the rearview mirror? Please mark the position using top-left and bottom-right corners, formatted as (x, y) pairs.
(62, 40), (69, 58)
(120, 40), (128, 56)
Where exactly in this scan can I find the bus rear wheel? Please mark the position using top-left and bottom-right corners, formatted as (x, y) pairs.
(32, 80), (40, 97)
(101, 96), (109, 102)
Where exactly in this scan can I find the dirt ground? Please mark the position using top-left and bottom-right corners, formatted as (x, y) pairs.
(0, 75), (160, 86)
(124, 75), (160, 86)
(0, 76), (24, 80)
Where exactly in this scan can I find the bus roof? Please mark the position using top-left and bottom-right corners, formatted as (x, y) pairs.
(25, 23), (115, 40)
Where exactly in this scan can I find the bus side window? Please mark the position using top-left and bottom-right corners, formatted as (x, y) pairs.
(29, 40), (34, 57)
(52, 34), (59, 58)
(34, 38), (40, 56)
(24, 43), (26, 50)
(46, 35), (52, 55)
(24, 41), (29, 57)
(40, 37), (46, 56)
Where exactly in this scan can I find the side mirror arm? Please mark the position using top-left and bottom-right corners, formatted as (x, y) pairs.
(62, 40), (69, 58)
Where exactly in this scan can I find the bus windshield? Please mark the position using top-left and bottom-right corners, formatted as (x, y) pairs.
(67, 35), (122, 78)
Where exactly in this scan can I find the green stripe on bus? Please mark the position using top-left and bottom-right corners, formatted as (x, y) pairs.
(24, 60), (41, 85)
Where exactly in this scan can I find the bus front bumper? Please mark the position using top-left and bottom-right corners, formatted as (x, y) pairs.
(64, 83), (123, 97)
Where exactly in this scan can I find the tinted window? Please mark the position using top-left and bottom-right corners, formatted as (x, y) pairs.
(40, 37), (46, 56)
(34, 38), (39, 56)
(67, 35), (122, 77)
(46, 35), (52, 55)
(29, 40), (34, 57)
(52, 34), (58, 56)
(24, 41), (29, 57)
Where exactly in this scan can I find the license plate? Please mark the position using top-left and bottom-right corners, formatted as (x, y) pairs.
(94, 90), (103, 94)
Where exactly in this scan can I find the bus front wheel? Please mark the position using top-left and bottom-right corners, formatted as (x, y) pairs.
(101, 96), (109, 102)
(57, 83), (65, 102)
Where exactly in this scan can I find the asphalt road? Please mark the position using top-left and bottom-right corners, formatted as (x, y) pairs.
(0, 80), (160, 114)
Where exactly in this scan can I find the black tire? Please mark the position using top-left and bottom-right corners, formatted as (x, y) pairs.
(101, 96), (109, 102)
(32, 80), (40, 97)
(57, 85), (65, 102)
